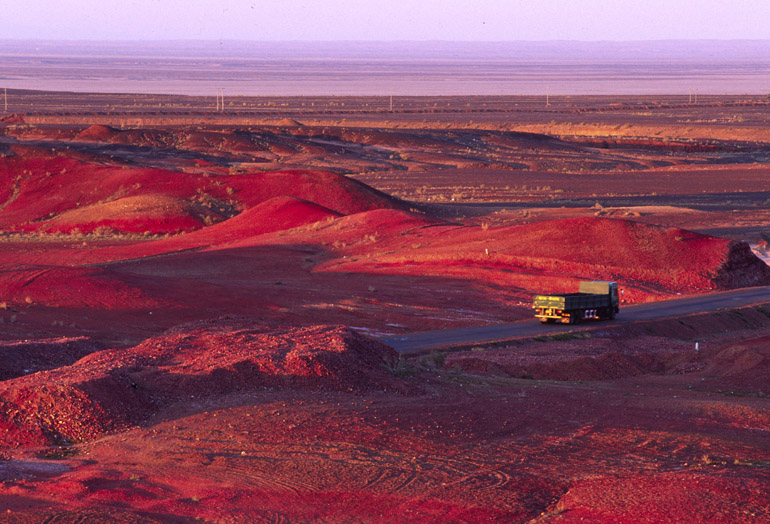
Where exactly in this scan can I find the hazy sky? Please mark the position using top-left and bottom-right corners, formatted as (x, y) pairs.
(4, 0), (770, 41)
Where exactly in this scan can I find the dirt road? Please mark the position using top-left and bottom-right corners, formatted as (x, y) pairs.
(381, 286), (770, 353)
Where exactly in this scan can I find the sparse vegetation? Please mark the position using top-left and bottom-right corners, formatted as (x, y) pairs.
(383, 356), (413, 378)
(533, 331), (591, 342)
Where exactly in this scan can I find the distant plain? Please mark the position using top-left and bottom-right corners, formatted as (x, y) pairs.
(3, 40), (770, 95)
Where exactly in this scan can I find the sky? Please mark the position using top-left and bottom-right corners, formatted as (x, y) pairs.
(3, 0), (770, 41)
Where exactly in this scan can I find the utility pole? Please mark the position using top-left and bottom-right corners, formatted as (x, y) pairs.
(546, 85), (551, 107)
(389, 89), (393, 112)
(216, 88), (225, 112)
(3, 88), (6, 113)
(688, 89), (692, 104)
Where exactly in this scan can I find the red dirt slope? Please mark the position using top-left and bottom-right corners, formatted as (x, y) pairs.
(136, 195), (342, 251)
(322, 216), (770, 300)
(13, 194), (208, 235)
(0, 323), (401, 448)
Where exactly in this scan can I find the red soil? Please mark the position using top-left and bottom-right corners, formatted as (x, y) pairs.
(0, 322), (401, 449)
(554, 471), (770, 523)
(320, 216), (770, 302)
(0, 129), (768, 521)
(1, 319), (769, 522)
(447, 335), (694, 382)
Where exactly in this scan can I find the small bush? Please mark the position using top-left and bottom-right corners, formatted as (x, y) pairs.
(428, 350), (446, 368)
(383, 356), (413, 378)
(756, 306), (770, 319)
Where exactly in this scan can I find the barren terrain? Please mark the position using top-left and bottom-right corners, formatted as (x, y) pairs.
(0, 91), (769, 522)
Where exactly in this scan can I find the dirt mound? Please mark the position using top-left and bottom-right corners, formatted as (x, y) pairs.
(276, 118), (303, 127)
(0, 337), (104, 381)
(298, 208), (444, 255)
(477, 217), (764, 293)
(76, 124), (121, 142)
(131, 322), (404, 395)
(698, 336), (770, 395)
(15, 194), (211, 234)
(194, 196), (341, 245)
(228, 170), (405, 216)
(0, 369), (151, 447)
(0, 323), (403, 447)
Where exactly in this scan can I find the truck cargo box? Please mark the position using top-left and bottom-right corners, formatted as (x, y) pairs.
(533, 281), (619, 324)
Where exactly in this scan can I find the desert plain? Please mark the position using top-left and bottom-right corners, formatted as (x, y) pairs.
(0, 89), (768, 522)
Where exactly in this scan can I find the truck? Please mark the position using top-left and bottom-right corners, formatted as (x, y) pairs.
(533, 281), (619, 324)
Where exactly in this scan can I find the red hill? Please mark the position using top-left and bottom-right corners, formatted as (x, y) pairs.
(324, 216), (770, 299)
(226, 169), (404, 215)
(13, 194), (209, 234)
(0, 151), (403, 234)
(504, 217), (770, 291)
(129, 196), (342, 252)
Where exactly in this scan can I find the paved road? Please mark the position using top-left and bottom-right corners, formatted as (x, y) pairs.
(379, 286), (770, 353)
